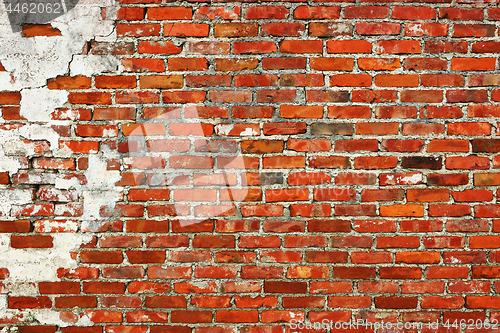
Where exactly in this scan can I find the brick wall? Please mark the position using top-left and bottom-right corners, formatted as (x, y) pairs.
(1, 0), (500, 332)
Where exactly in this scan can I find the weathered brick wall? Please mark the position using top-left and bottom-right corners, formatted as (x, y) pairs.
(1, 0), (500, 332)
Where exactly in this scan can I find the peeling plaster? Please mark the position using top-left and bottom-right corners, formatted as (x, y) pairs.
(70, 54), (122, 77)
(216, 124), (235, 136)
(0, 124), (60, 174)
(0, 0), (118, 119)
(0, 0), (121, 327)
(0, 234), (93, 289)
(0, 189), (33, 216)
(20, 88), (68, 122)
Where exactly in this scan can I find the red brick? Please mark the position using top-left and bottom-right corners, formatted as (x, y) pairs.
(451, 58), (496, 71)
(310, 23), (353, 37)
(280, 74), (324, 87)
(393, 6), (436, 19)
(405, 58), (447, 70)
(169, 58), (208, 71)
(148, 7), (192, 20)
(334, 267), (376, 280)
(330, 74), (372, 87)
(195, 7), (241, 20)
(427, 139), (469, 152)
(140, 75), (183, 89)
(280, 40), (322, 54)
(164, 23), (209, 37)
(117, 24), (160, 37)
(261, 251), (301, 263)
(405, 23), (448, 37)
(9, 296), (52, 309)
(402, 124), (445, 135)
(447, 90), (488, 103)
(307, 91), (349, 103)
(377, 40), (421, 54)
(262, 311), (305, 323)
(235, 74), (278, 87)
(283, 296), (324, 308)
(48, 76), (91, 89)
(116, 91), (159, 104)
(262, 58), (306, 70)
(214, 23), (258, 37)
(427, 267), (469, 280)
(402, 90), (443, 103)
(357, 23), (400, 35)
(171, 311), (212, 323)
(192, 296), (231, 308)
(295, 6), (340, 19)
(472, 41), (500, 53)
(306, 251), (348, 263)
(138, 41), (182, 54)
(69, 92), (111, 104)
(264, 282), (307, 294)
(117, 7), (145, 20)
(187, 42), (230, 55)
(310, 282), (353, 294)
(336, 139), (377, 152)
(380, 267), (422, 279)
(84, 282), (125, 294)
(11, 235), (53, 248)
(96, 76), (136, 89)
(327, 40), (372, 53)
(440, 8), (483, 20)
(351, 251), (392, 264)
(263, 23), (305, 37)
(345, 6), (388, 18)
(55, 296), (97, 309)
(454, 24), (496, 37)
(375, 74), (419, 87)
(358, 58), (400, 71)
(422, 296), (464, 309)
(22, 24), (62, 37)
(310, 58), (354, 71)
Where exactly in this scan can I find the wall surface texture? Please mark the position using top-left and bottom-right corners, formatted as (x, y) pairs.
(0, 0), (500, 332)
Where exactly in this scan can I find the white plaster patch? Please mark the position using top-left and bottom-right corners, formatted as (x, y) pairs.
(20, 88), (68, 122)
(61, 155), (123, 223)
(70, 55), (122, 77)
(0, 124), (60, 173)
(408, 24), (425, 35)
(0, 234), (93, 291)
(17, 124), (60, 150)
(448, 256), (460, 264)
(34, 310), (93, 327)
(0, 189), (33, 216)
(34, 220), (79, 233)
(216, 124), (234, 136)
(54, 176), (82, 190)
(240, 127), (259, 136)
(400, 174), (423, 184)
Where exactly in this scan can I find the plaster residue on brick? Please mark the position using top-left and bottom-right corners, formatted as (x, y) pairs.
(0, 234), (93, 290)
(0, 232), (93, 325)
(0, 124), (59, 174)
(79, 154), (123, 226)
(0, 0), (122, 326)
(0, 0), (118, 120)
